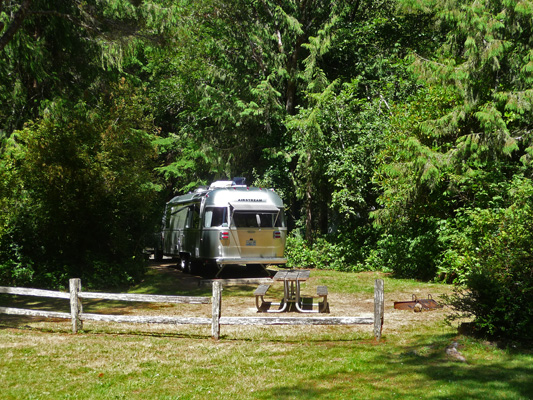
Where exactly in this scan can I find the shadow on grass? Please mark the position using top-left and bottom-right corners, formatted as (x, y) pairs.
(0, 314), (67, 329)
(0, 293), (70, 312)
(133, 259), (273, 296)
(0, 292), (183, 317)
(252, 335), (533, 399)
(0, 261), (270, 332)
(0, 260), (258, 314)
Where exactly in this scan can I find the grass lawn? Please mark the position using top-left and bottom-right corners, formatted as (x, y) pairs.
(1, 262), (532, 399)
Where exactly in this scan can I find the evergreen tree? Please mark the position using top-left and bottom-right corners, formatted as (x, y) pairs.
(377, 0), (533, 224)
(0, 81), (159, 288)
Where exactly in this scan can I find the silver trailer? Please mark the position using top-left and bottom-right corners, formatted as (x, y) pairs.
(155, 180), (287, 276)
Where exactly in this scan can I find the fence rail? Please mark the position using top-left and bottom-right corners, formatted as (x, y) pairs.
(219, 316), (374, 325)
(0, 306), (70, 320)
(1, 278), (385, 340)
(0, 286), (70, 299)
(79, 292), (210, 304)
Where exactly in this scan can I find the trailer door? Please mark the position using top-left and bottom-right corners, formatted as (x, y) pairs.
(166, 206), (189, 255)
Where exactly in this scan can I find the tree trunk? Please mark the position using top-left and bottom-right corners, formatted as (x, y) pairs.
(305, 152), (313, 243)
(285, 35), (305, 114)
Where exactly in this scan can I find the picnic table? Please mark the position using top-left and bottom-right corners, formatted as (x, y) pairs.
(254, 270), (328, 313)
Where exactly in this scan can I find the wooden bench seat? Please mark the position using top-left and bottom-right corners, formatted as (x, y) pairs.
(254, 284), (271, 311)
(254, 284), (271, 297)
(316, 285), (328, 313)
(316, 285), (328, 297)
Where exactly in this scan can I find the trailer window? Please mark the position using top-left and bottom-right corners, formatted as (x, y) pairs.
(186, 204), (200, 228)
(233, 211), (285, 228)
(171, 207), (189, 230)
(204, 207), (228, 228)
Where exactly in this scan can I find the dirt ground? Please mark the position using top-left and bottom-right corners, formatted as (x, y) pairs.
(0, 257), (456, 337)
(145, 257), (454, 336)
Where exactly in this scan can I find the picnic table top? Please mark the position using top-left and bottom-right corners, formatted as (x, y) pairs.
(272, 270), (310, 282)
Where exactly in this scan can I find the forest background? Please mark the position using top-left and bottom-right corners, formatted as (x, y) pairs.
(1, 0), (532, 341)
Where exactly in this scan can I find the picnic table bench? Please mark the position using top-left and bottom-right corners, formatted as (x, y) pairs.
(254, 270), (328, 313)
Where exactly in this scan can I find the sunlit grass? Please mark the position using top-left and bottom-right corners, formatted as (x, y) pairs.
(1, 267), (532, 399)
(1, 325), (531, 400)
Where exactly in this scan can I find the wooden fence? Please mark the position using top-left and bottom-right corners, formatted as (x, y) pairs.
(0, 278), (385, 340)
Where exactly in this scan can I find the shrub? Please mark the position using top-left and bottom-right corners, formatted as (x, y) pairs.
(0, 82), (159, 289)
(285, 234), (345, 270)
(285, 227), (385, 273)
(365, 218), (442, 280)
(0, 248), (35, 287)
(445, 177), (533, 341)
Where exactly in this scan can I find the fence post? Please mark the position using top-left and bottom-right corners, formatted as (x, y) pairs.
(211, 281), (222, 340)
(69, 278), (83, 333)
(374, 279), (384, 341)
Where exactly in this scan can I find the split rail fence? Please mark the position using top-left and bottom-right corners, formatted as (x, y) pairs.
(0, 278), (385, 340)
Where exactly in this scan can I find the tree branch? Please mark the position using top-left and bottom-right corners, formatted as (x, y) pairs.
(413, 52), (447, 67)
(0, 0), (33, 52)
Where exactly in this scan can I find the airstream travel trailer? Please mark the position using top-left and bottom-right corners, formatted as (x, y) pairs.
(155, 179), (287, 276)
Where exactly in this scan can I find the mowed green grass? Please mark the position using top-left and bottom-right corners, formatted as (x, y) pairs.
(1, 266), (532, 400)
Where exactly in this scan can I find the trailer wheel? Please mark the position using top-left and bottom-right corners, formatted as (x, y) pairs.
(180, 256), (190, 273)
(154, 247), (163, 262)
(188, 260), (199, 275)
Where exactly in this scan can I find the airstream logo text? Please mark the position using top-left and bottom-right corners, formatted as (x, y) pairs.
(237, 199), (265, 202)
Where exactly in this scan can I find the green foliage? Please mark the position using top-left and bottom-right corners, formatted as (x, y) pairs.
(262, 1), (426, 267)
(0, 80), (159, 288)
(394, 0), (533, 179)
(444, 176), (533, 340)
(0, 240), (35, 287)
(365, 218), (443, 280)
(374, 0), (533, 282)
(0, 0), (143, 132)
(285, 234), (346, 271)
(285, 227), (383, 273)
(2, 0), (533, 344)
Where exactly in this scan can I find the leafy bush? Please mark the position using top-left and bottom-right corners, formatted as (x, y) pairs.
(86, 258), (146, 290)
(0, 244), (35, 287)
(0, 81), (159, 289)
(285, 221), (431, 274)
(365, 218), (442, 280)
(333, 226), (381, 273)
(445, 177), (533, 341)
(436, 209), (493, 284)
(285, 234), (345, 271)
(285, 228), (381, 273)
